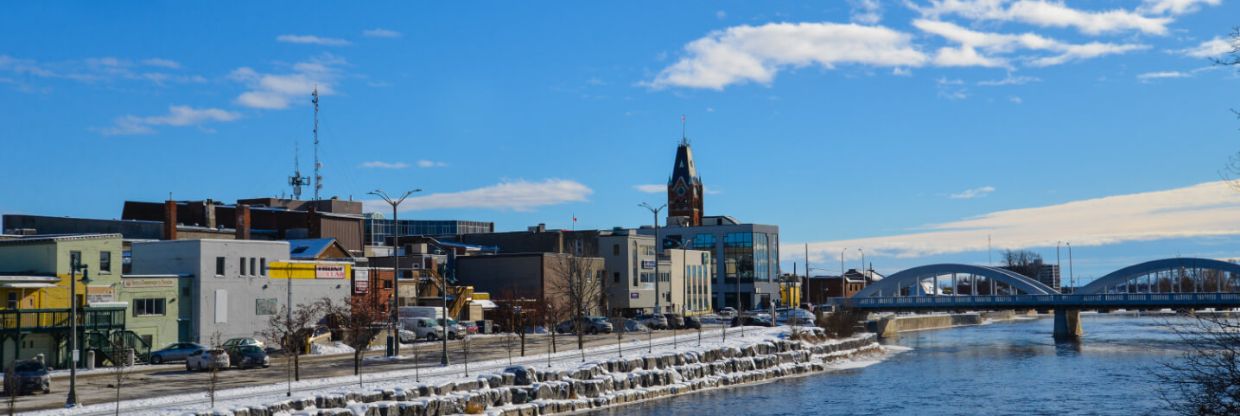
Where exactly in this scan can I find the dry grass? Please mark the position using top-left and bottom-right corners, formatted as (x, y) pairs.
(464, 402), (487, 414)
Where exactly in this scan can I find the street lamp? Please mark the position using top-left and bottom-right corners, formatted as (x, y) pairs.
(638, 202), (666, 315)
(839, 248), (847, 276)
(66, 262), (88, 408)
(368, 188), (421, 358)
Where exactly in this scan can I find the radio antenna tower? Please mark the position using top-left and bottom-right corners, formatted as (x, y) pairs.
(312, 86), (322, 200)
(288, 141), (309, 200)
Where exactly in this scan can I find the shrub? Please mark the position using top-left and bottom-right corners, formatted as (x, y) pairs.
(819, 306), (868, 339)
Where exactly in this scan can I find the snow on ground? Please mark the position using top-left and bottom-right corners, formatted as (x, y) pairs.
(309, 341), (355, 355)
(31, 327), (899, 416)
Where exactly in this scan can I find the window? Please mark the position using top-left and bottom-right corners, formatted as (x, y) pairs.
(614, 272), (620, 284)
(260, 258), (267, 276)
(215, 257), (225, 276)
(69, 250), (82, 270)
(6, 293), (16, 309)
(724, 233), (755, 281)
(612, 244), (620, 256)
(239, 257), (247, 276)
(255, 298), (278, 316)
(249, 257), (257, 276)
(383, 280), (392, 289)
(99, 251), (112, 273)
(133, 298), (166, 316)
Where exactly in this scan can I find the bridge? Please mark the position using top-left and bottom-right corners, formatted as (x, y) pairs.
(838, 258), (1240, 339)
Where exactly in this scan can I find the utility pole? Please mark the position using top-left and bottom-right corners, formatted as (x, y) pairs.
(1056, 242), (1062, 291)
(368, 188), (421, 358)
(1067, 242), (1075, 290)
(66, 263), (87, 408)
(639, 202), (666, 314)
(312, 87), (323, 200)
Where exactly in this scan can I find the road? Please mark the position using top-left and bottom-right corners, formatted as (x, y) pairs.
(11, 328), (722, 413)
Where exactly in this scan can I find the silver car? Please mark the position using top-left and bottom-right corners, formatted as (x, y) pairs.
(186, 348), (230, 371)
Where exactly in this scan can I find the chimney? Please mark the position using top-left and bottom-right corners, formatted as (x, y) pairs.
(162, 200), (177, 240)
(308, 206), (321, 239)
(235, 204), (251, 240)
(205, 199), (216, 229)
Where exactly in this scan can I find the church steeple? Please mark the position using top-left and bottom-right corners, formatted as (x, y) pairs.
(667, 125), (704, 227)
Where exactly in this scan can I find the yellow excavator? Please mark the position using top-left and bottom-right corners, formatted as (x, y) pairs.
(411, 266), (473, 320)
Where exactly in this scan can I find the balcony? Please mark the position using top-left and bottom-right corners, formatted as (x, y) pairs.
(0, 306), (127, 334)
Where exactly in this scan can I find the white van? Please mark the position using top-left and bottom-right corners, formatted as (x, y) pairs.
(401, 317), (445, 341)
(398, 306), (444, 320)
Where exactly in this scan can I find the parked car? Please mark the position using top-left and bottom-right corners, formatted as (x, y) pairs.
(149, 342), (205, 364)
(436, 318), (467, 340)
(664, 314), (685, 329)
(555, 316), (614, 334)
(227, 345), (270, 369)
(635, 313), (668, 330)
(731, 315), (775, 327)
(4, 360), (50, 395)
(462, 321), (480, 335)
(186, 348), (230, 371)
(401, 317), (445, 341)
(718, 307), (738, 318)
(622, 319), (649, 333)
(222, 337), (263, 350)
(682, 315), (702, 329)
(776, 308), (816, 326)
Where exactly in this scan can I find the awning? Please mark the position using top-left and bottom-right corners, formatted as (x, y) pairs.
(0, 283), (55, 289)
(471, 299), (499, 309)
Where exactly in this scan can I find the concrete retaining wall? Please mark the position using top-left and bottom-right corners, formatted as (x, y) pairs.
(183, 334), (881, 416)
(873, 310), (1030, 337)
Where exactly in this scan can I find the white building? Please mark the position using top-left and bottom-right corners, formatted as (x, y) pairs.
(599, 229), (712, 316)
(131, 239), (351, 344)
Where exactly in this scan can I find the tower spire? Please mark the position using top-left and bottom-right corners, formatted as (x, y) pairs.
(680, 114), (688, 145)
(312, 86), (322, 200)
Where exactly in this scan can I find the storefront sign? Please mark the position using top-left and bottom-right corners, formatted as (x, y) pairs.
(630, 292), (639, 299)
(354, 268), (369, 294)
(87, 286), (115, 303)
(316, 264), (346, 279)
(122, 278), (176, 288)
(641, 260), (656, 270)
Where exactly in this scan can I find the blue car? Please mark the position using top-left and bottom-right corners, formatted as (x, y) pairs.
(4, 360), (50, 395)
(149, 342), (205, 364)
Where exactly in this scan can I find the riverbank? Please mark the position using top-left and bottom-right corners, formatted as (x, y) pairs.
(32, 327), (887, 416)
(194, 329), (881, 416)
(870, 309), (1036, 337)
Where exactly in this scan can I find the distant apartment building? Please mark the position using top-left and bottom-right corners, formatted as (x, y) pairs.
(598, 229), (712, 316)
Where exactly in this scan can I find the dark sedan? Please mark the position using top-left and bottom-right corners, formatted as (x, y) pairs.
(4, 360), (50, 395)
(227, 345), (270, 369)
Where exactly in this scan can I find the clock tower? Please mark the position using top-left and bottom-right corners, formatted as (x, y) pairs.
(667, 137), (704, 227)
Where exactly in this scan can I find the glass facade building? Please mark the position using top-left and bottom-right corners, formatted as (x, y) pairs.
(364, 216), (495, 246)
(656, 220), (781, 311)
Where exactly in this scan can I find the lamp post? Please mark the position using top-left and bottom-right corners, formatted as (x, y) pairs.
(368, 188), (421, 358)
(638, 203), (666, 315)
(857, 248), (865, 279)
(839, 248), (847, 276)
(1067, 242), (1075, 291)
(66, 263), (87, 408)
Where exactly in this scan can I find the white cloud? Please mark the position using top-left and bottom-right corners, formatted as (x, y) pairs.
(633, 184), (665, 193)
(1178, 37), (1235, 58)
(914, 20), (1147, 68)
(360, 161), (409, 169)
(892, 67), (913, 76)
(276, 34), (351, 46)
(648, 22), (928, 90)
(1139, 0), (1220, 15)
(1009, 95), (1023, 104)
(362, 28), (402, 38)
(911, 0), (1173, 35)
(1137, 70), (1190, 80)
(98, 105), (240, 136)
(229, 55), (344, 110)
(978, 74), (1040, 86)
(950, 185), (996, 199)
(140, 58), (181, 69)
(849, 0), (883, 24)
(794, 181), (1240, 261)
(368, 179), (593, 212)
(416, 160), (448, 168)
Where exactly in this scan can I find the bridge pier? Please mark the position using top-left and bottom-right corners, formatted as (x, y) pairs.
(1053, 308), (1083, 340)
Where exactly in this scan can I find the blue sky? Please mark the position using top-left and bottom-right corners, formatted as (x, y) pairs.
(1, 1), (1238, 282)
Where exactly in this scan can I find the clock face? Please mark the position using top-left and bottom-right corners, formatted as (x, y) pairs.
(676, 186), (686, 196)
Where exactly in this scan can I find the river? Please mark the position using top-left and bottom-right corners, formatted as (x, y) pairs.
(589, 313), (1190, 416)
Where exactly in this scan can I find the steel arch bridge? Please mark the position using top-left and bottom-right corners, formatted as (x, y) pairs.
(839, 258), (1240, 339)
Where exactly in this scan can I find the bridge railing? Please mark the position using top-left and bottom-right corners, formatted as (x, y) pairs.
(845, 292), (1240, 309)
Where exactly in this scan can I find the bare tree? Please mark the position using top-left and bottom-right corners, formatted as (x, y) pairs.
(1002, 249), (1045, 279)
(318, 296), (385, 384)
(6, 361), (16, 416)
(257, 302), (323, 383)
(1218, 28), (1240, 189)
(1157, 314), (1240, 415)
(107, 333), (134, 416)
(548, 249), (604, 352)
(206, 331), (223, 410)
